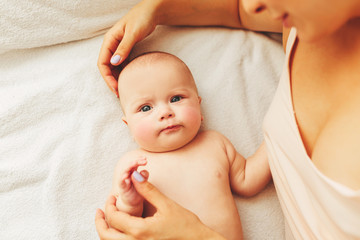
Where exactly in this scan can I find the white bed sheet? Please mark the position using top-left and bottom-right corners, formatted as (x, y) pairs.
(0, 1), (285, 239)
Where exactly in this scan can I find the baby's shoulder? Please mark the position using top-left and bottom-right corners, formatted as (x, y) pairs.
(121, 148), (144, 157)
(198, 129), (226, 140)
(195, 130), (237, 165)
(196, 130), (232, 147)
(115, 148), (147, 166)
(200, 130), (238, 151)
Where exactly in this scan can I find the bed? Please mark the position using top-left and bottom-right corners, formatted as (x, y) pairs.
(0, 0), (285, 239)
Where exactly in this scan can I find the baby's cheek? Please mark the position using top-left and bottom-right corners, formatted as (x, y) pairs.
(183, 107), (202, 126)
(132, 121), (155, 146)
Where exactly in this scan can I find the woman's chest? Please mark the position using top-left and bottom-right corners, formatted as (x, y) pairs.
(290, 40), (360, 189)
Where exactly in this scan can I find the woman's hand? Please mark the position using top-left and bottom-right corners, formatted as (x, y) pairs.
(97, 0), (158, 97)
(95, 171), (226, 240)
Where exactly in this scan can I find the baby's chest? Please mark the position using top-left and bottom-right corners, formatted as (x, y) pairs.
(140, 151), (242, 238)
(145, 156), (228, 193)
(140, 153), (231, 207)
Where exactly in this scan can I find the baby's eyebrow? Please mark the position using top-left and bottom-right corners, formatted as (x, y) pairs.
(171, 87), (193, 94)
(128, 97), (151, 107)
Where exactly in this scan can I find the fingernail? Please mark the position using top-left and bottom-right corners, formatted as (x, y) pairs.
(132, 171), (145, 182)
(110, 55), (121, 65)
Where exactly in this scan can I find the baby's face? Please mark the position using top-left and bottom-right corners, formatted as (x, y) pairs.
(119, 59), (203, 152)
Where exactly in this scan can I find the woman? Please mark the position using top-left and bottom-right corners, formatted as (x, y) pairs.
(95, 0), (360, 239)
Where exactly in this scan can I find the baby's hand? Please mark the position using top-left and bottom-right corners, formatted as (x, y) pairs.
(116, 157), (148, 211)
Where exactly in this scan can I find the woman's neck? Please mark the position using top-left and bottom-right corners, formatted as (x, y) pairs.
(312, 18), (360, 59)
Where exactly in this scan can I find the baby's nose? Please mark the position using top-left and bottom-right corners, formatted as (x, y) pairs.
(159, 106), (174, 120)
(161, 113), (173, 120)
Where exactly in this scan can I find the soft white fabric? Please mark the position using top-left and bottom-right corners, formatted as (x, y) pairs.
(0, 2), (285, 239)
(263, 28), (360, 240)
(0, 0), (141, 53)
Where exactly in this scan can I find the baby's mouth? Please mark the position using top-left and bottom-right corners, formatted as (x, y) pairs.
(161, 125), (181, 133)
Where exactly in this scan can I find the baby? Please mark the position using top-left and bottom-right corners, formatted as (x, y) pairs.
(111, 51), (271, 240)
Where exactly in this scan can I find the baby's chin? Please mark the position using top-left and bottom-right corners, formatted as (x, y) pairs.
(139, 140), (192, 153)
(138, 129), (200, 153)
(140, 144), (184, 153)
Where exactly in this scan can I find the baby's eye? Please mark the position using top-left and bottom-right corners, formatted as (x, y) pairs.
(170, 96), (182, 103)
(140, 105), (152, 112)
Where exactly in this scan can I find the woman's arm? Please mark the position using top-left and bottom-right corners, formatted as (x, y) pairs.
(96, 171), (226, 240)
(97, 0), (240, 97)
(97, 0), (282, 97)
(155, 0), (240, 27)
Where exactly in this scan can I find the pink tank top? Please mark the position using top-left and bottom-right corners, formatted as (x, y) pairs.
(263, 28), (360, 240)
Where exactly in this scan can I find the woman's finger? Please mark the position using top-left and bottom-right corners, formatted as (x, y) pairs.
(104, 195), (146, 234)
(97, 31), (123, 96)
(131, 171), (174, 211)
(95, 209), (129, 240)
(98, 64), (119, 97)
(110, 30), (138, 67)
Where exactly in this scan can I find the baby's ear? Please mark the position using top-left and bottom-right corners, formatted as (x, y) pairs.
(198, 96), (204, 121)
(122, 116), (128, 125)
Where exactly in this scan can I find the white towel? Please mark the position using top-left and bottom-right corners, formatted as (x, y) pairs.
(0, 0), (140, 53)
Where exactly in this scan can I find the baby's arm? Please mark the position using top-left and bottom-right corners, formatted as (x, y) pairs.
(111, 155), (147, 217)
(227, 141), (271, 197)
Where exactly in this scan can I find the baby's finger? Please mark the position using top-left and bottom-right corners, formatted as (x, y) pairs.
(123, 178), (131, 192)
(123, 157), (147, 175)
(139, 170), (149, 180)
(128, 159), (147, 176)
(136, 157), (147, 166)
(120, 172), (130, 182)
(119, 176), (127, 190)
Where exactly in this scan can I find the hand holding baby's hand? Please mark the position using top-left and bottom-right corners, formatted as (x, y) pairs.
(115, 157), (148, 216)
